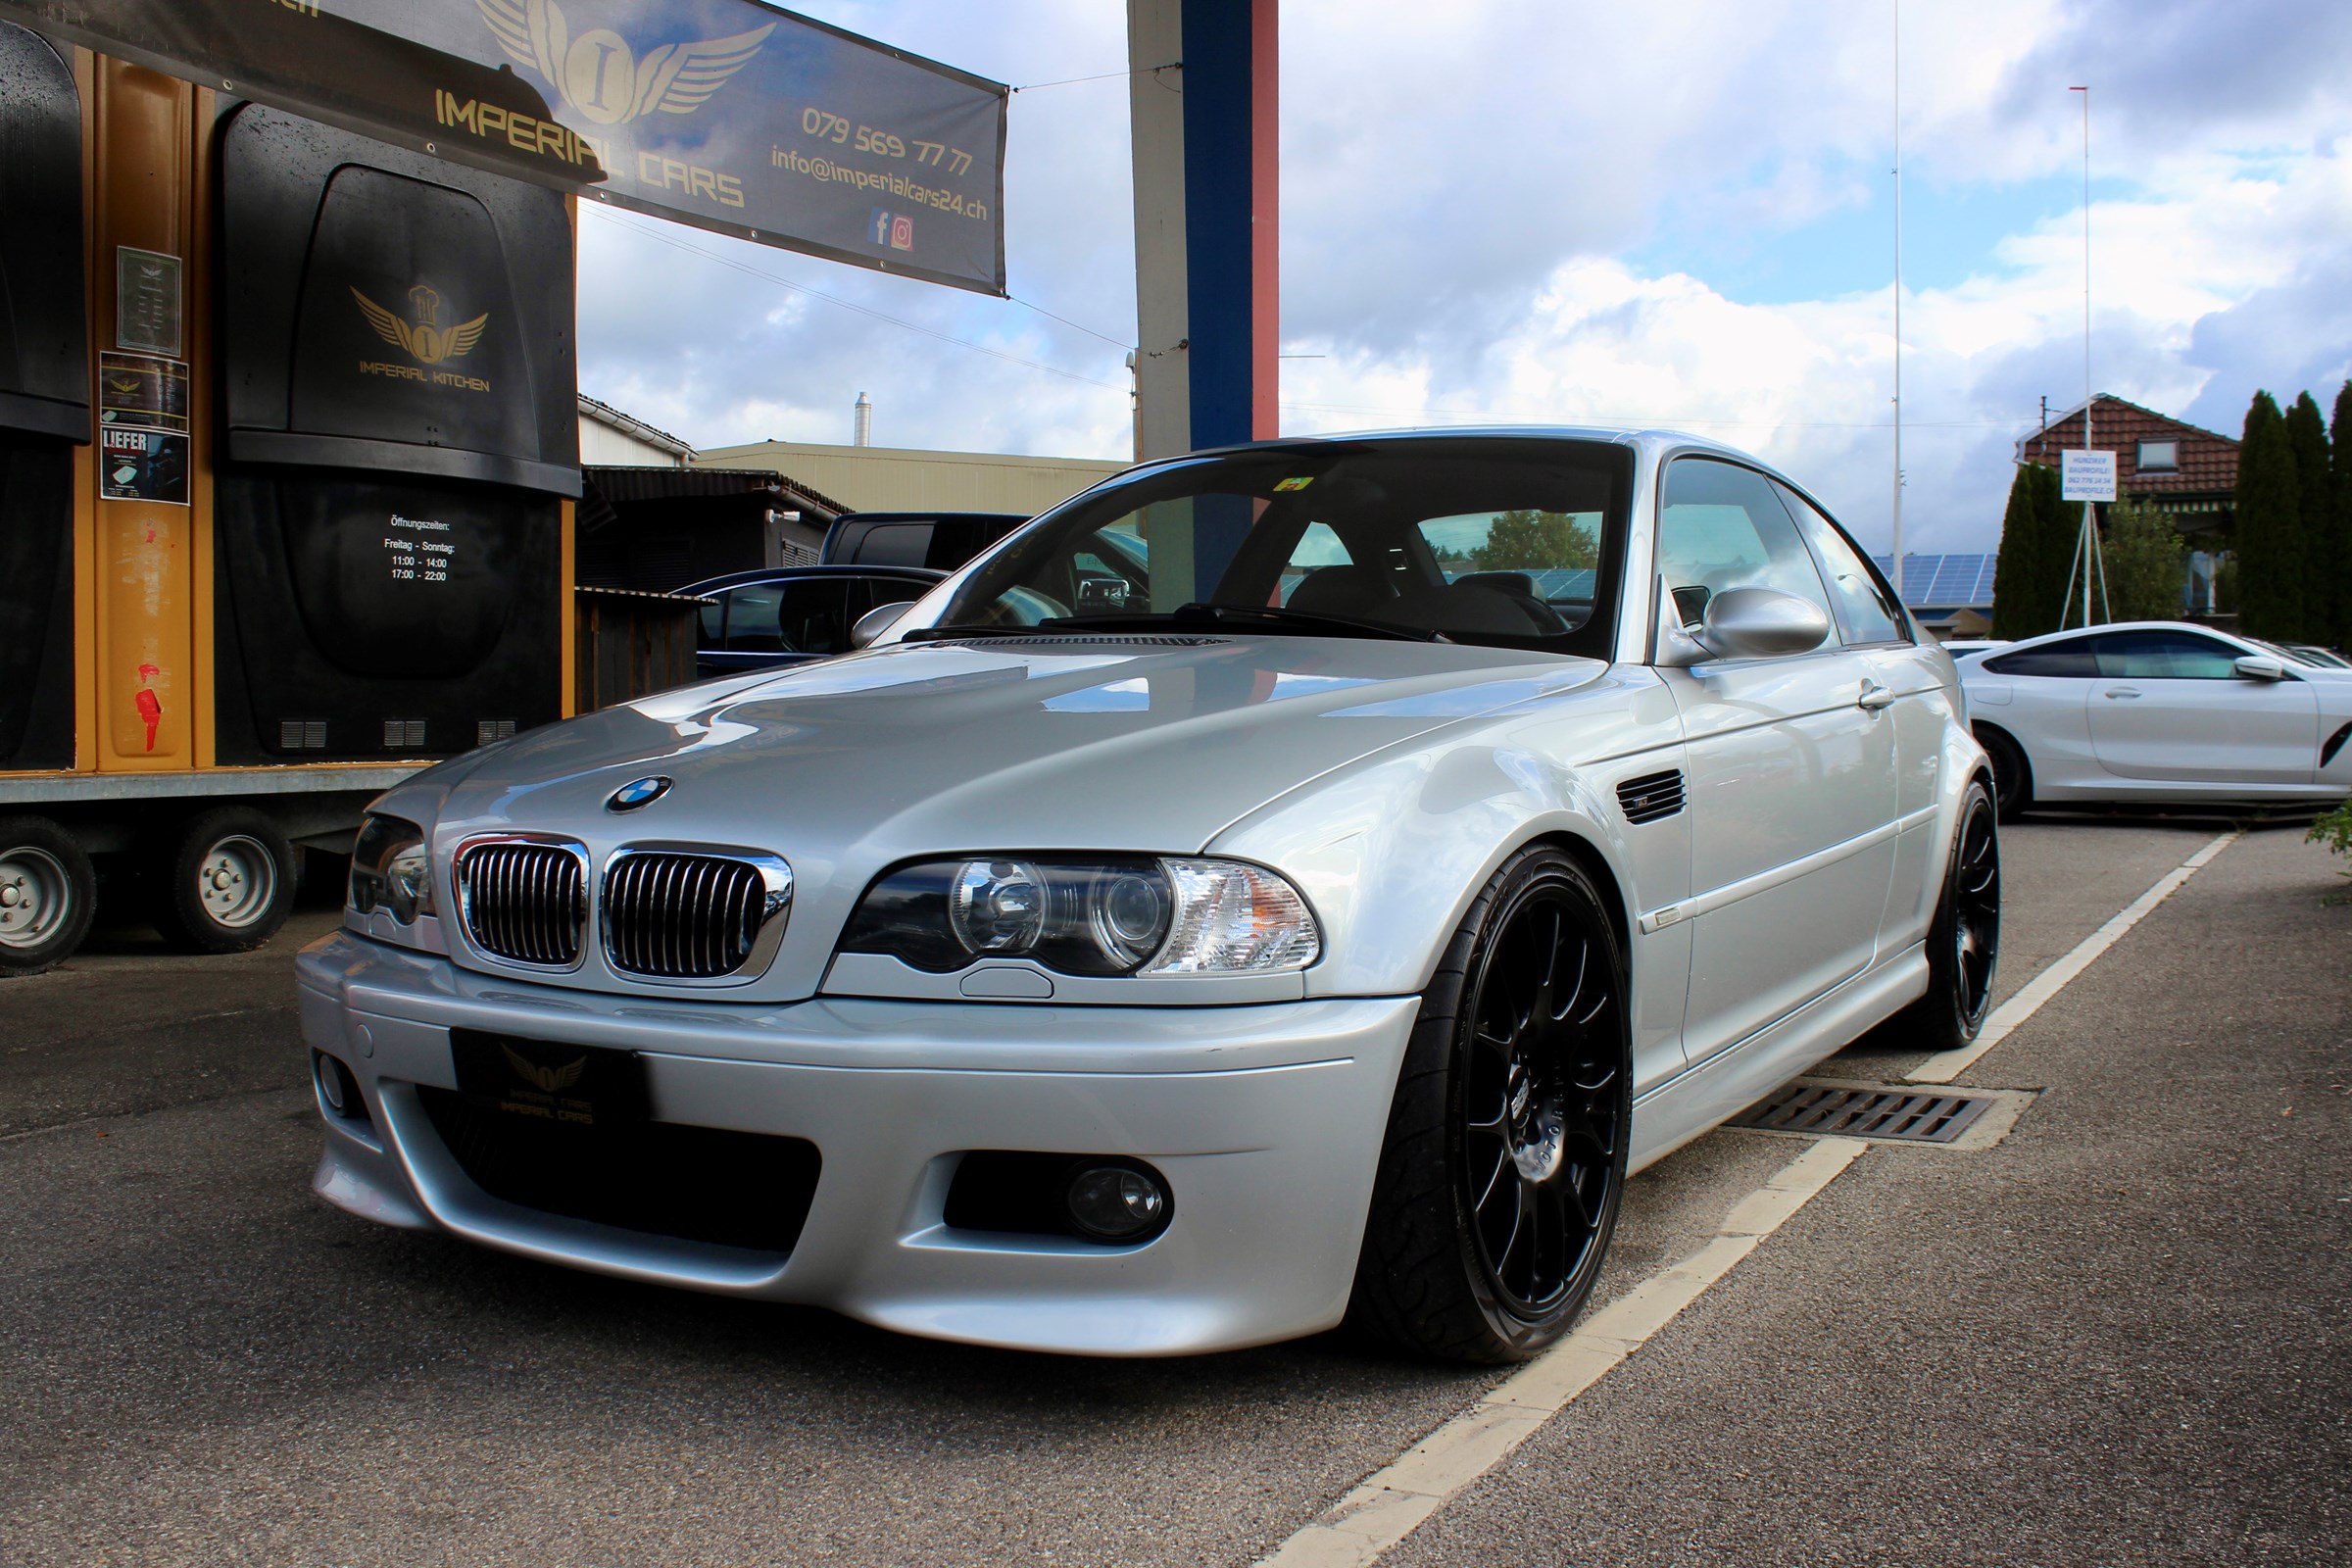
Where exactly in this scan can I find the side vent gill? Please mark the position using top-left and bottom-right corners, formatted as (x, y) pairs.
(1617, 768), (1686, 825)
(2323, 721), (2351, 769)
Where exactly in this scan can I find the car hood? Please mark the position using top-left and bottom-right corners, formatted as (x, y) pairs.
(406, 634), (1604, 998)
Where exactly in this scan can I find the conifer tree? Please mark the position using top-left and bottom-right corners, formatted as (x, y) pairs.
(2286, 391), (2331, 637)
(2330, 381), (2352, 651)
(2234, 391), (2304, 639)
(1990, 463), (2048, 638)
(1990, 462), (2082, 635)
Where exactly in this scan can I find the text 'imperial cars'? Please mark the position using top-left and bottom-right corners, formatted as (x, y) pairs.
(303, 430), (1998, 1361)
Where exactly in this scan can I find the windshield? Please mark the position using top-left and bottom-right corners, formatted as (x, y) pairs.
(927, 437), (1633, 655)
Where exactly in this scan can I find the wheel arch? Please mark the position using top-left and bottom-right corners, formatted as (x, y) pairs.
(1522, 827), (1634, 966)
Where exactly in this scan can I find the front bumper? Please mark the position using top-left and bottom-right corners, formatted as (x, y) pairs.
(296, 931), (1418, 1356)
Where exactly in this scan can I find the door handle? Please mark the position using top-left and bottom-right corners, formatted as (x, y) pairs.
(1857, 680), (1895, 711)
(2103, 687), (2141, 700)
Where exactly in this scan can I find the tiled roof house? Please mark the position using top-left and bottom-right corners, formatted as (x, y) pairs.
(2015, 395), (2239, 533)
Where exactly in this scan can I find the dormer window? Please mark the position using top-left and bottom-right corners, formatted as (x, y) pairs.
(2137, 439), (2179, 473)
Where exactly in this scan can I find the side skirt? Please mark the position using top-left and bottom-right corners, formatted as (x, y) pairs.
(1627, 943), (1930, 1174)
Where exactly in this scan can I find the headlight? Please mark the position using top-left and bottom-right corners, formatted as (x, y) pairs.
(348, 813), (437, 924)
(840, 856), (1318, 977)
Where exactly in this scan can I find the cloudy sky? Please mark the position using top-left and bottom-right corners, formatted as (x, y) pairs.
(576, 0), (2352, 556)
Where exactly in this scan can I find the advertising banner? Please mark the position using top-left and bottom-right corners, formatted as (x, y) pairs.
(4, 0), (1007, 295)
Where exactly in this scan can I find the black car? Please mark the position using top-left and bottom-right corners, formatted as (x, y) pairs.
(676, 564), (942, 678)
(822, 512), (1028, 571)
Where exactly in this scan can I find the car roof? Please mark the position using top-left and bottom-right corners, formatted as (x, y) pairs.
(1168, 425), (1742, 462)
(1966, 619), (2255, 657)
(673, 563), (945, 597)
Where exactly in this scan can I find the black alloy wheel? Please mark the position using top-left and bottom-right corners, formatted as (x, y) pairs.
(1349, 847), (1631, 1362)
(1904, 779), (2002, 1052)
(1459, 878), (1624, 1317)
(1976, 725), (2030, 821)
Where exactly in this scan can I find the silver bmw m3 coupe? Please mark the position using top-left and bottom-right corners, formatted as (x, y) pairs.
(303, 429), (1999, 1361)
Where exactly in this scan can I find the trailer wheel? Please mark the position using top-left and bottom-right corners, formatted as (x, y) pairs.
(152, 808), (295, 954)
(0, 815), (97, 977)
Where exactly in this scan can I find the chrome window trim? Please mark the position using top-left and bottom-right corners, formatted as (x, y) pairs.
(599, 843), (794, 987)
(450, 834), (591, 973)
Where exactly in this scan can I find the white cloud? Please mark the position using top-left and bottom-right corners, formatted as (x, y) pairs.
(574, 0), (2352, 554)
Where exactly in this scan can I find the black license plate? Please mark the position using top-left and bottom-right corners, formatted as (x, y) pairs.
(450, 1030), (650, 1129)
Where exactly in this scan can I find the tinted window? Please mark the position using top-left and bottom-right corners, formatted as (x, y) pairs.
(717, 584), (785, 652)
(1983, 640), (2098, 677)
(1777, 482), (1906, 645)
(2091, 629), (2242, 679)
(849, 523), (934, 567)
(1658, 459), (1835, 636)
(776, 578), (853, 655)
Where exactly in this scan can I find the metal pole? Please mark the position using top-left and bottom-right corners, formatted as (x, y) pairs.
(2070, 83), (2096, 626)
(1889, 0), (1903, 601)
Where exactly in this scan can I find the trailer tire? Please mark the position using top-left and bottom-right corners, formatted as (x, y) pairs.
(0, 815), (98, 977)
(152, 808), (294, 955)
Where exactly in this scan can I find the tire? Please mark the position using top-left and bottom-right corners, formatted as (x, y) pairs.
(1902, 779), (2001, 1053)
(0, 815), (97, 977)
(1348, 846), (1632, 1363)
(1976, 725), (2031, 821)
(150, 808), (295, 955)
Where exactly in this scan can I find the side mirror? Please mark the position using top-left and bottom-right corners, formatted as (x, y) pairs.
(1703, 588), (1831, 659)
(2233, 655), (2286, 681)
(851, 601), (916, 650)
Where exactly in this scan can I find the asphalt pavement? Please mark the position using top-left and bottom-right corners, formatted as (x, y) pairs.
(1, 819), (2344, 1565)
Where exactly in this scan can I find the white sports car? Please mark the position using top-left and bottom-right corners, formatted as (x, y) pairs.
(302, 429), (1996, 1361)
(1955, 620), (2352, 818)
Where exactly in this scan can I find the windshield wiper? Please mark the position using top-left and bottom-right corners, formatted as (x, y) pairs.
(1040, 603), (1447, 643)
(899, 622), (1073, 642)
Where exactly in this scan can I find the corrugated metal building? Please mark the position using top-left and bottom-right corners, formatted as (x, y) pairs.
(693, 439), (1127, 516)
(578, 395), (696, 467)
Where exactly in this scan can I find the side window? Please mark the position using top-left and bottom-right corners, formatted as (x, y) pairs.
(698, 595), (723, 644)
(1983, 639), (2098, 677)
(1658, 459), (1836, 637)
(774, 579), (851, 656)
(851, 523), (935, 567)
(1776, 482), (1907, 645)
(718, 584), (786, 653)
(2092, 630), (2241, 679)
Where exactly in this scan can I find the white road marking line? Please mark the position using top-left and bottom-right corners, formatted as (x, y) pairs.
(1257, 829), (2235, 1568)
(1906, 828), (2239, 1086)
(1255, 1139), (1867, 1568)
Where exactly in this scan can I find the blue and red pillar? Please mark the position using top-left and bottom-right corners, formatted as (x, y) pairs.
(1129, 0), (1277, 461)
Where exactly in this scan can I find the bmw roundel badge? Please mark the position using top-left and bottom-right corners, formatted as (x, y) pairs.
(607, 775), (672, 812)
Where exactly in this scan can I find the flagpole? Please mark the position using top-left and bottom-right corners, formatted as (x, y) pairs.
(2070, 83), (2097, 627)
(1889, 1), (1903, 602)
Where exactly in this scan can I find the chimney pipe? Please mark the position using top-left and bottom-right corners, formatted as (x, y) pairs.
(853, 391), (872, 447)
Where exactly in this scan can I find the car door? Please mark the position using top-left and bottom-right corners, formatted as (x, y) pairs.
(1776, 481), (1947, 955)
(1651, 457), (1899, 1066)
(2085, 628), (2320, 785)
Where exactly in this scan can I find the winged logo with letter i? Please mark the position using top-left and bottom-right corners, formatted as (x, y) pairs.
(350, 284), (490, 367)
(477, 0), (776, 127)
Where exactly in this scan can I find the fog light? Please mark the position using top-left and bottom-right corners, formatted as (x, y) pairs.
(314, 1052), (356, 1117)
(1065, 1162), (1169, 1243)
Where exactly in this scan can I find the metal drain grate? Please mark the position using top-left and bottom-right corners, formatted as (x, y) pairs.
(1731, 1082), (1994, 1144)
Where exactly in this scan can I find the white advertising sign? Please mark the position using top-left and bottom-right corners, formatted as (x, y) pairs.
(2061, 449), (2118, 503)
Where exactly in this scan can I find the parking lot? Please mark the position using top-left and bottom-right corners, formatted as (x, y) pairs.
(3, 817), (2346, 1566)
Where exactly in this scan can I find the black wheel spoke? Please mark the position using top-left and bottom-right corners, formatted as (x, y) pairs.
(1471, 1137), (1510, 1211)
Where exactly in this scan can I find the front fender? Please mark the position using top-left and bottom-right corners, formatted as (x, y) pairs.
(1206, 668), (1687, 1002)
